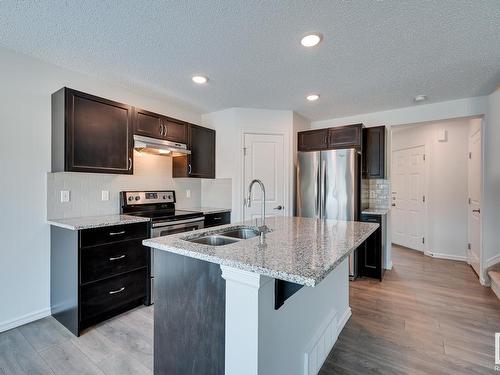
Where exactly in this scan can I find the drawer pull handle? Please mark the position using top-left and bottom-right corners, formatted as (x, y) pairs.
(109, 231), (126, 236)
(109, 255), (126, 261)
(109, 287), (125, 295)
(213, 217), (222, 220)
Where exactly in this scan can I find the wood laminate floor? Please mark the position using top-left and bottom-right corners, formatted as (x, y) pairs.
(1, 246), (499, 374)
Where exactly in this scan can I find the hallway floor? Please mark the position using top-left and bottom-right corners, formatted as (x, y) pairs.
(321, 245), (500, 374)
(1, 246), (499, 374)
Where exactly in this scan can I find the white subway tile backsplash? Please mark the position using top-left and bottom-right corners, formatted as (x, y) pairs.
(47, 152), (201, 219)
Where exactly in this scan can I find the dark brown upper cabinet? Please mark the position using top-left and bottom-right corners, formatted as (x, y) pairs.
(133, 109), (187, 144)
(362, 126), (386, 179)
(173, 124), (215, 179)
(163, 117), (188, 144)
(297, 129), (328, 151)
(52, 88), (134, 174)
(328, 124), (362, 150)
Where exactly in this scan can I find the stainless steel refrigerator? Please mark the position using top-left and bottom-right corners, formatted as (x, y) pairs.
(296, 148), (360, 278)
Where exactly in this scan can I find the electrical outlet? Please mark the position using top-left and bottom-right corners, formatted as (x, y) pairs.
(101, 190), (110, 201)
(60, 190), (70, 203)
(186, 189), (191, 198)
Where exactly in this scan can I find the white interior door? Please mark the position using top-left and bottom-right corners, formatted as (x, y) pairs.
(391, 146), (426, 251)
(468, 126), (482, 275)
(243, 133), (286, 223)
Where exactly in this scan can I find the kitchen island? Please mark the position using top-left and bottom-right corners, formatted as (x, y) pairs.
(144, 216), (378, 375)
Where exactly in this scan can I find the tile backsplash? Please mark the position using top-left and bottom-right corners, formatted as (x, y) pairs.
(47, 151), (201, 219)
(361, 179), (391, 210)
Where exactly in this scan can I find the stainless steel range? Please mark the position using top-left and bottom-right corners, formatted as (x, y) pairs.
(120, 190), (204, 304)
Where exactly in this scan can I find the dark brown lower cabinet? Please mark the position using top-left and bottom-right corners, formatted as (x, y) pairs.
(50, 222), (149, 336)
(204, 212), (231, 228)
(358, 214), (385, 281)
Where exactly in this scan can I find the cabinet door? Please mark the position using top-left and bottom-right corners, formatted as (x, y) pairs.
(134, 108), (163, 139)
(363, 126), (385, 179)
(359, 214), (383, 280)
(66, 89), (133, 174)
(298, 129), (328, 151)
(328, 124), (362, 149)
(189, 124), (215, 178)
(163, 117), (187, 143)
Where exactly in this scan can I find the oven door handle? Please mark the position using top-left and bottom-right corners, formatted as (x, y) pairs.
(152, 217), (205, 228)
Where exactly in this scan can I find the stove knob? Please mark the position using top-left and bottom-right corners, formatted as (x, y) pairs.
(135, 196), (140, 201)
(128, 196), (133, 202)
(162, 195), (167, 199)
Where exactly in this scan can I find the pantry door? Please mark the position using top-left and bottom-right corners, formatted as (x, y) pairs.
(242, 133), (286, 223)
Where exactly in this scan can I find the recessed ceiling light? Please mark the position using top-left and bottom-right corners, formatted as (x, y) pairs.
(414, 95), (427, 103)
(306, 94), (320, 101)
(301, 33), (323, 47)
(192, 75), (208, 84)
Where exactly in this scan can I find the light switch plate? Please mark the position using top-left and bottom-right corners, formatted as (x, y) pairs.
(186, 189), (191, 198)
(101, 190), (110, 201)
(60, 190), (70, 203)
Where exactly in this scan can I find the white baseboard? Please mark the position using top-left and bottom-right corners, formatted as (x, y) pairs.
(336, 306), (352, 333)
(425, 252), (467, 262)
(0, 308), (51, 333)
(486, 253), (500, 269)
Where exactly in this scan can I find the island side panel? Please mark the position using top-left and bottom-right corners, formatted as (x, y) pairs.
(259, 258), (350, 375)
(154, 250), (225, 375)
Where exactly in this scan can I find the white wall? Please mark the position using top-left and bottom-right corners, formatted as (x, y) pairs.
(392, 119), (472, 260)
(0, 47), (203, 331)
(202, 108), (300, 222)
(484, 88), (500, 270)
(311, 96), (488, 129)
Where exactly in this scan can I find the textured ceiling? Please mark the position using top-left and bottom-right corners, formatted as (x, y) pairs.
(1, 1), (499, 121)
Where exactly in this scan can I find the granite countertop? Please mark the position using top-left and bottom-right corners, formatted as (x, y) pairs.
(179, 207), (231, 215)
(144, 216), (378, 287)
(361, 208), (389, 215)
(47, 214), (151, 230)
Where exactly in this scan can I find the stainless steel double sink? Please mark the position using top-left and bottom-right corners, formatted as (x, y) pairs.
(184, 227), (261, 246)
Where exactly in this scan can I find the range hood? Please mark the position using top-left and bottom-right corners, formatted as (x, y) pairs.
(134, 135), (191, 156)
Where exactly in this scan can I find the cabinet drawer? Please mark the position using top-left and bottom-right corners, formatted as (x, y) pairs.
(80, 222), (149, 248)
(360, 214), (382, 224)
(204, 212), (231, 228)
(81, 240), (148, 284)
(81, 269), (147, 322)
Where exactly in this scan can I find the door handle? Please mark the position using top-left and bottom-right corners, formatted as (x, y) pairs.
(273, 205), (283, 210)
(128, 157), (132, 171)
(109, 255), (126, 261)
(392, 203), (396, 207)
(472, 209), (481, 214)
(109, 287), (125, 295)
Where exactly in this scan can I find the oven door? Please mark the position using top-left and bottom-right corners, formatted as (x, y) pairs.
(151, 217), (205, 238)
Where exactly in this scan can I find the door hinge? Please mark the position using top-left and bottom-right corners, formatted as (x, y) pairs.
(243, 147), (247, 156)
(468, 197), (471, 205)
(422, 237), (425, 244)
(467, 243), (471, 250)
(469, 152), (472, 159)
(423, 154), (426, 161)
(422, 195), (426, 203)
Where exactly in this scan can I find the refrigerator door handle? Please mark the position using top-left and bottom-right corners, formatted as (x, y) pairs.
(316, 160), (320, 218)
(320, 157), (326, 219)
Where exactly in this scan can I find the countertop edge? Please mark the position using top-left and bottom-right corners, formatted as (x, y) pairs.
(143, 222), (379, 287)
(47, 215), (151, 231)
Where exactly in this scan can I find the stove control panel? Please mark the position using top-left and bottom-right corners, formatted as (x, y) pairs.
(122, 191), (175, 205)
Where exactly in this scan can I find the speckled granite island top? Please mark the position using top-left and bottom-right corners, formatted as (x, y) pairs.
(47, 214), (150, 230)
(144, 216), (378, 287)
